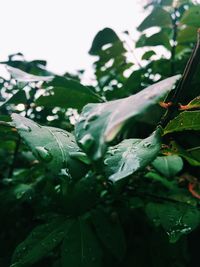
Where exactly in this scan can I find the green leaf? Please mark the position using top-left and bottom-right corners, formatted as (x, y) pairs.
(104, 129), (161, 182)
(164, 111), (200, 134)
(89, 28), (120, 55)
(137, 7), (172, 31)
(142, 50), (156, 60)
(177, 26), (198, 44)
(11, 113), (85, 176)
(180, 6), (200, 27)
(0, 90), (27, 108)
(91, 208), (126, 260)
(75, 75), (180, 160)
(162, 141), (200, 166)
(136, 31), (171, 50)
(11, 217), (72, 267)
(145, 202), (200, 243)
(185, 96), (200, 110)
(1, 58), (53, 76)
(6, 65), (53, 82)
(152, 155), (184, 178)
(36, 76), (101, 110)
(61, 217), (102, 267)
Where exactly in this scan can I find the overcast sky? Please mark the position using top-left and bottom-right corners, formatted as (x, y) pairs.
(0, 0), (145, 75)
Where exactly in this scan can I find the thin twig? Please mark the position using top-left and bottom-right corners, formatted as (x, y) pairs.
(160, 29), (200, 127)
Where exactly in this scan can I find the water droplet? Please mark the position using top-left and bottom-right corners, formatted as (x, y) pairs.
(35, 146), (52, 162)
(143, 142), (151, 148)
(83, 121), (89, 130)
(152, 217), (160, 226)
(18, 123), (31, 132)
(87, 113), (99, 122)
(78, 134), (94, 150)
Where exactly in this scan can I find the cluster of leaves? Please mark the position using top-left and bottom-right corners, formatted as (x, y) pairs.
(0, 1), (200, 267)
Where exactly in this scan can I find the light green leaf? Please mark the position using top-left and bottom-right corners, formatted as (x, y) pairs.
(91, 208), (126, 260)
(36, 76), (102, 110)
(11, 113), (85, 177)
(11, 217), (72, 267)
(180, 6), (200, 27)
(137, 7), (172, 31)
(152, 155), (183, 178)
(75, 75), (180, 160)
(145, 202), (200, 243)
(61, 217), (102, 267)
(164, 111), (200, 134)
(104, 129), (161, 182)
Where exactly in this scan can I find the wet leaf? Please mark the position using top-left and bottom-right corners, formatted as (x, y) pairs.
(145, 202), (200, 243)
(11, 217), (72, 267)
(11, 113), (85, 176)
(164, 111), (200, 134)
(152, 155), (184, 178)
(61, 217), (102, 267)
(104, 129), (161, 182)
(75, 75), (180, 160)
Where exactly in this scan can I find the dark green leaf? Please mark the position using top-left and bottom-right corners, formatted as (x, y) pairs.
(36, 76), (102, 110)
(11, 217), (72, 267)
(0, 90), (27, 108)
(61, 217), (102, 267)
(137, 7), (172, 31)
(146, 202), (200, 243)
(142, 50), (156, 60)
(75, 75), (180, 160)
(89, 28), (120, 55)
(164, 111), (200, 134)
(178, 26), (198, 44)
(136, 31), (171, 50)
(104, 129), (161, 182)
(181, 6), (200, 27)
(91, 208), (126, 260)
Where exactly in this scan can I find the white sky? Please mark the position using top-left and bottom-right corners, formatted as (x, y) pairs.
(0, 0), (145, 75)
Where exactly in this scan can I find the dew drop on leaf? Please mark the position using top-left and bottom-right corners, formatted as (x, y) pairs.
(35, 146), (53, 162)
(17, 123), (31, 132)
(78, 134), (95, 150)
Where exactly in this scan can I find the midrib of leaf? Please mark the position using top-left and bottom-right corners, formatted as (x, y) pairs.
(46, 127), (66, 163)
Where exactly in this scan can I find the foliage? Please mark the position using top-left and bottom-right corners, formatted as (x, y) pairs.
(0, 1), (200, 267)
